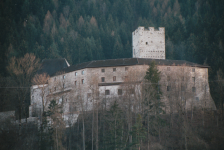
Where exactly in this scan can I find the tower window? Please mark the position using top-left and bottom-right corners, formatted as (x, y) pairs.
(192, 68), (195, 72)
(75, 72), (77, 76)
(113, 68), (116, 72)
(192, 77), (195, 83)
(82, 70), (84, 75)
(82, 79), (84, 84)
(75, 81), (77, 85)
(125, 67), (128, 71)
(63, 75), (65, 79)
(146, 42), (148, 45)
(101, 69), (105, 72)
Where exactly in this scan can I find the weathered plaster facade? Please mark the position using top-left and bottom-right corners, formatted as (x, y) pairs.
(133, 27), (165, 59)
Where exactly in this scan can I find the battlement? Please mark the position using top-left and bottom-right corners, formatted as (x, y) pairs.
(133, 26), (165, 35)
(132, 26), (165, 59)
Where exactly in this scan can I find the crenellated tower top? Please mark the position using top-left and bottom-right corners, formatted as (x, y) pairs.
(132, 26), (165, 59)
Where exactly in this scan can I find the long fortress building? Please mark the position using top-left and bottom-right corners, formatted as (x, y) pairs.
(29, 27), (216, 126)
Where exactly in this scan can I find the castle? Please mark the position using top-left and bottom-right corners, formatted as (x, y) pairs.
(29, 27), (216, 126)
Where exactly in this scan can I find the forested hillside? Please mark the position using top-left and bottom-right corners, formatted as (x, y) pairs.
(1, 0), (224, 104)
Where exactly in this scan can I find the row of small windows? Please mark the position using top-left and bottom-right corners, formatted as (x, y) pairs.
(167, 86), (196, 92)
(74, 79), (85, 85)
(105, 89), (134, 95)
(167, 76), (196, 82)
(167, 67), (195, 72)
(145, 41), (163, 45)
(101, 76), (117, 82)
(101, 67), (128, 73)
(142, 56), (162, 58)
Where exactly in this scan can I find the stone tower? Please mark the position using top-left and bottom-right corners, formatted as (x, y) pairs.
(132, 26), (165, 59)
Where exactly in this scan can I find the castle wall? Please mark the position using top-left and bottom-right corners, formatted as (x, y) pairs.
(132, 27), (165, 59)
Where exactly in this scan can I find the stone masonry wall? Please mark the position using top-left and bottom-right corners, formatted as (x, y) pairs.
(132, 27), (165, 59)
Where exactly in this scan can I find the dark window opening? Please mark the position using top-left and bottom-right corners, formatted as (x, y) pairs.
(181, 86), (185, 91)
(167, 76), (170, 81)
(167, 86), (171, 91)
(192, 87), (196, 92)
(101, 77), (105, 82)
(113, 76), (116, 81)
(101, 69), (105, 72)
(130, 89), (135, 94)
(125, 67), (128, 71)
(87, 93), (91, 99)
(192, 77), (195, 83)
(105, 90), (110, 95)
(118, 89), (122, 95)
(192, 68), (195, 72)
(113, 68), (116, 72)
(82, 79), (84, 84)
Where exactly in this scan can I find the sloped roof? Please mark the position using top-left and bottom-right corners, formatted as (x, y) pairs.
(53, 58), (208, 76)
(37, 58), (70, 76)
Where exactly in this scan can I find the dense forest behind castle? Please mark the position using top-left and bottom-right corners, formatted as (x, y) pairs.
(1, 1), (224, 149)
(1, 0), (224, 107)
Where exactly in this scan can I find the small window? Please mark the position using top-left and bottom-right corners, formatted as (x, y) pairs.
(105, 90), (110, 95)
(130, 89), (135, 94)
(101, 77), (105, 82)
(82, 70), (84, 75)
(118, 89), (122, 95)
(63, 75), (65, 79)
(113, 76), (116, 81)
(195, 97), (199, 101)
(125, 76), (128, 81)
(63, 83), (65, 88)
(167, 67), (170, 71)
(87, 93), (91, 99)
(125, 67), (128, 71)
(192, 87), (196, 92)
(75, 72), (77, 76)
(192, 68), (195, 72)
(54, 87), (56, 91)
(181, 86), (185, 91)
(54, 77), (56, 81)
(167, 86), (171, 91)
(75, 81), (77, 85)
(101, 69), (105, 72)
(146, 42), (148, 45)
(113, 68), (116, 72)
(167, 76), (170, 81)
(182, 76), (184, 81)
(59, 98), (62, 104)
(82, 79), (84, 84)
(192, 77), (195, 83)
